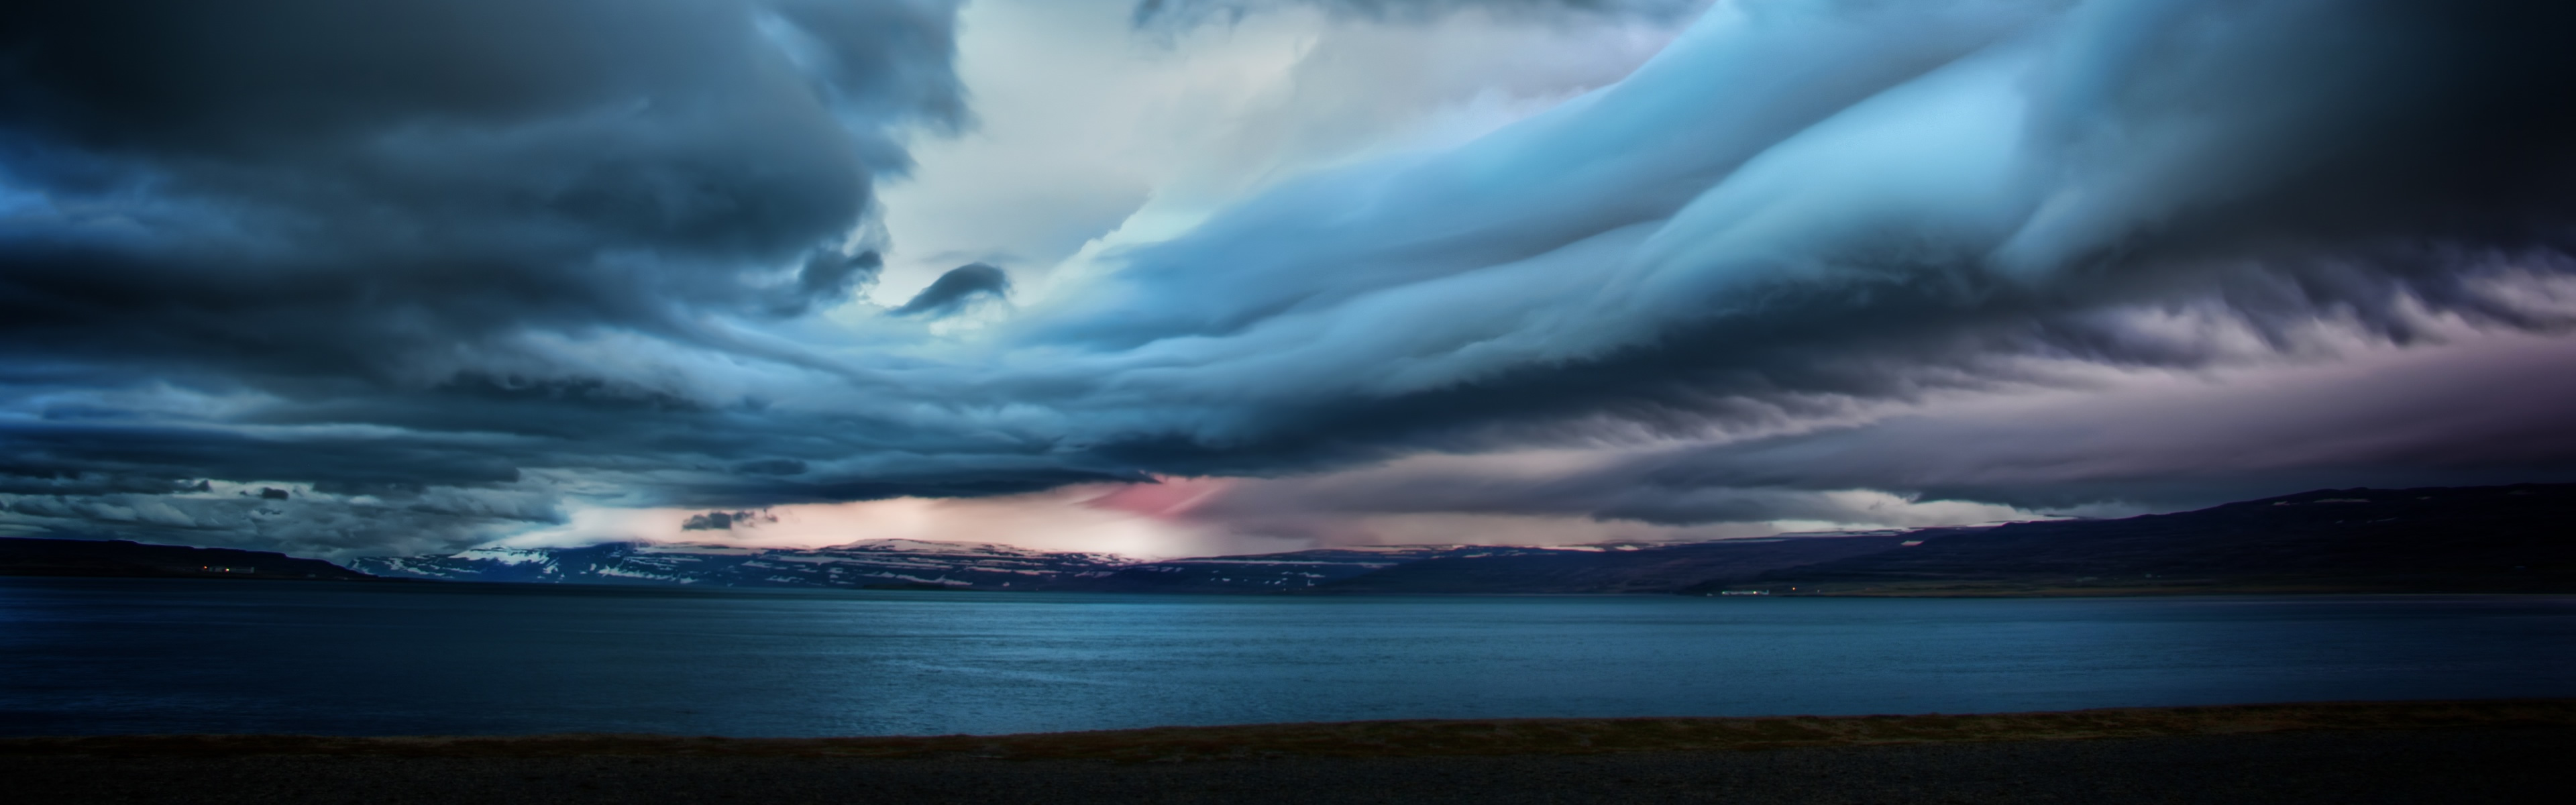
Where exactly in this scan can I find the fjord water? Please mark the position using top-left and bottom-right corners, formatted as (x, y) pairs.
(3, 578), (2571, 737)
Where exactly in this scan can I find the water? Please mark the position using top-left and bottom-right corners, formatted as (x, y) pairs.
(3, 578), (2572, 737)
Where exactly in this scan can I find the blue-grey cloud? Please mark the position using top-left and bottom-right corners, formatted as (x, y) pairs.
(890, 263), (1011, 318)
(0, 1), (959, 369)
(5, 0), (2576, 555)
(1133, 0), (1707, 27)
(680, 510), (775, 531)
(0, 0), (987, 553)
(1004, 0), (2576, 472)
(1183, 332), (2576, 529)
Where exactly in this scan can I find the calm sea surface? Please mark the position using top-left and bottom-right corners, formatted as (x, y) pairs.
(3, 578), (2572, 737)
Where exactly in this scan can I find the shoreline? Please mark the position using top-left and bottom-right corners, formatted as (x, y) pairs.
(11, 699), (2571, 761)
(1719, 584), (2576, 598)
(13, 700), (2571, 804)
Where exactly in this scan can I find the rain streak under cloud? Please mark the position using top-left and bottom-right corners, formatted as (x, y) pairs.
(3, 0), (2575, 559)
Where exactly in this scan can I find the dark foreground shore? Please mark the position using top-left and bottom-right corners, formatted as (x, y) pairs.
(8, 700), (2572, 804)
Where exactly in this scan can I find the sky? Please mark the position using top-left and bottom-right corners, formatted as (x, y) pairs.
(3, 0), (2574, 560)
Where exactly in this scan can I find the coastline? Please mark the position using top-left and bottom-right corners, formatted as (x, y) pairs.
(10, 699), (2571, 760)
(8, 701), (2570, 804)
(1722, 582), (2576, 598)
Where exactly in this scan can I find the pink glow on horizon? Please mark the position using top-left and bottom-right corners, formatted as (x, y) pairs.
(1083, 476), (1234, 518)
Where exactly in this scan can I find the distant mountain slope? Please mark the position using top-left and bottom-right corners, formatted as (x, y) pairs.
(350, 541), (1582, 593)
(299, 482), (2576, 596)
(1055, 546), (1581, 594)
(1306, 536), (1915, 594)
(0, 537), (378, 581)
(351, 539), (1126, 590)
(1703, 484), (2576, 595)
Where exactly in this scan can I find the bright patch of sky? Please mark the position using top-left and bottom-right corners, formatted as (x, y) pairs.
(873, 0), (1690, 306)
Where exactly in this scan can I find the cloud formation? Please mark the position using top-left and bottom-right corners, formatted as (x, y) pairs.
(891, 263), (1011, 317)
(0, 0), (983, 553)
(1168, 327), (2576, 533)
(1014, 0), (2576, 468)
(1, 1), (963, 364)
(4, 0), (2575, 556)
(1133, 0), (1707, 27)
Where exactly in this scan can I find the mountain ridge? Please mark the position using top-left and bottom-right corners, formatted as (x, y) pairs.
(1705, 483), (2576, 596)
(0, 537), (382, 582)
(350, 482), (2576, 595)
(14, 483), (2574, 596)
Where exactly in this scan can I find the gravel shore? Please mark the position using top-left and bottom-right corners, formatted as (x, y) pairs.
(10, 702), (2571, 804)
(9, 727), (2571, 804)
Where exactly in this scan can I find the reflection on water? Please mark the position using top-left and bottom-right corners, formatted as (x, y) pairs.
(2, 578), (2571, 737)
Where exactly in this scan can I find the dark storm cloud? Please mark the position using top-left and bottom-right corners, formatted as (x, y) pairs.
(7, 0), (2576, 555)
(680, 510), (775, 531)
(890, 263), (1010, 318)
(1609, 335), (2576, 517)
(1179, 331), (2576, 529)
(0, 1), (961, 380)
(0, 0), (1019, 555)
(733, 459), (811, 477)
(1011, 0), (2576, 477)
(784, 251), (886, 316)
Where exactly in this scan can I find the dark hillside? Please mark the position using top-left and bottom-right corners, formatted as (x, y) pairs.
(1054, 547), (1575, 594)
(0, 537), (378, 581)
(1709, 484), (2576, 595)
(1310, 536), (1911, 594)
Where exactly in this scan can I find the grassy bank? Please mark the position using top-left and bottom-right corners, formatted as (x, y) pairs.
(10, 699), (2570, 763)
